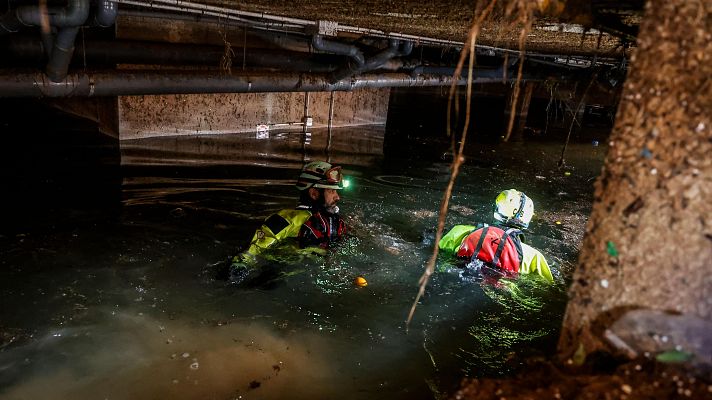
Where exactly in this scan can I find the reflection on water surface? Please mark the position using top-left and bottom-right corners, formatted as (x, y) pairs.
(0, 127), (604, 399)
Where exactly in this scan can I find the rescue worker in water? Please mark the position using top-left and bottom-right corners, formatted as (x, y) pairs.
(438, 189), (554, 282)
(232, 160), (347, 271)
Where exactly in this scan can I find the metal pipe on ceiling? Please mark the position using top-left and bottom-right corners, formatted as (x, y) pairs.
(91, 0), (119, 28)
(312, 35), (365, 67)
(113, 0), (619, 68)
(120, 0), (314, 27)
(114, 0), (306, 32)
(0, 0), (93, 82)
(0, 0), (90, 31)
(0, 70), (529, 98)
(1, 37), (347, 72)
(330, 39), (414, 83)
(112, 0), (464, 48)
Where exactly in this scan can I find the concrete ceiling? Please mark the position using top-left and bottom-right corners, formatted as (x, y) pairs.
(0, 0), (642, 97)
(196, 0), (642, 56)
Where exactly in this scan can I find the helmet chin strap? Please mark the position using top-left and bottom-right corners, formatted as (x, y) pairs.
(513, 192), (527, 220)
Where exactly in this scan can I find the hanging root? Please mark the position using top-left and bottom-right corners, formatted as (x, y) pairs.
(407, 0), (497, 327)
(219, 31), (235, 74)
(503, 0), (536, 142)
(558, 70), (599, 167)
(407, 0), (542, 327)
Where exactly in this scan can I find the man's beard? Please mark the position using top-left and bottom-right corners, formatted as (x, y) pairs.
(324, 204), (339, 214)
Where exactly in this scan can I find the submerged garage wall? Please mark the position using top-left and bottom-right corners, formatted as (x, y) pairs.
(118, 88), (390, 140)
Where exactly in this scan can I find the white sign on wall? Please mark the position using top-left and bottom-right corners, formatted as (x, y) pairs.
(256, 124), (270, 139)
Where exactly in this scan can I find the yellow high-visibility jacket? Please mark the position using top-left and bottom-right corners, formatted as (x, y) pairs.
(246, 208), (312, 256)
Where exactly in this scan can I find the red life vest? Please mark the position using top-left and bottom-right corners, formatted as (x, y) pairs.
(456, 226), (524, 276)
(299, 210), (346, 249)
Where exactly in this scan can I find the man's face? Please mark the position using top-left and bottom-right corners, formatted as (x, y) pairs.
(322, 189), (340, 208)
(308, 187), (341, 209)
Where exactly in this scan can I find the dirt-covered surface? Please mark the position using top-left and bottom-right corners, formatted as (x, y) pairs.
(558, 0), (712, 359)
(452, 358), (712, 400)
(201, 0), (626, 56)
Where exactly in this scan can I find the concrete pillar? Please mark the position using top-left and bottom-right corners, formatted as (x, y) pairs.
(47, 97), (120, 139)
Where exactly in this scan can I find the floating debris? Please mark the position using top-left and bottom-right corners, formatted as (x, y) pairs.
(656, 350), (693, 363)
(354, 276), (368, 287)
(606, 241), (619, 257)
(170, 208), (187, 218)
(450, 204), (475, 216)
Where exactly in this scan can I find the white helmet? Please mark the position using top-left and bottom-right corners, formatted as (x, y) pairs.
(493, 189), (534, 229)
(295, 161), (343, 190)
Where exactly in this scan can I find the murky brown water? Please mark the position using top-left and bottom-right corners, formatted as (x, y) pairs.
(0, 126), (605, 399)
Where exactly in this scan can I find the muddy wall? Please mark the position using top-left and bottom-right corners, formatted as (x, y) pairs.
(118, 89), (390, 140)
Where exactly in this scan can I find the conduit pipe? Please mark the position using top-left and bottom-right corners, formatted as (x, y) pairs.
(311, 35), (365, 68)
(46, 27), (83, 82)
(1, 0), (89, 33)
(1, 37), (346, 72)
(113, 0), (619, 66)
(116, 0), (306, 32)
(91, 0), (118, 28)
(0, 71), (531, 98)
(114, 0), (466, 48)
(0, 0), (92, 82)
(47, 1), (118, 82)
(330, 39), (413, 82)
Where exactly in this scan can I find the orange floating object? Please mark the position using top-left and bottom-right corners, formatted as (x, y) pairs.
(354, 276), (368, 287)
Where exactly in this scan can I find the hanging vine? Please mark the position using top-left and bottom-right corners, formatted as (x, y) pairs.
(407, 0), (540, 327)
(219, 31), (235, 74)
(407, 0), (498, 326)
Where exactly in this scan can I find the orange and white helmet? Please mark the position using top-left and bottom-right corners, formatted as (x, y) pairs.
(493, 189), (534, 229)
(295, 161), (343, 190)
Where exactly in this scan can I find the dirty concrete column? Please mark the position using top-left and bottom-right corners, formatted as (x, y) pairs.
(558, 0), (712, 361)
(48, 97), (120, 139)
